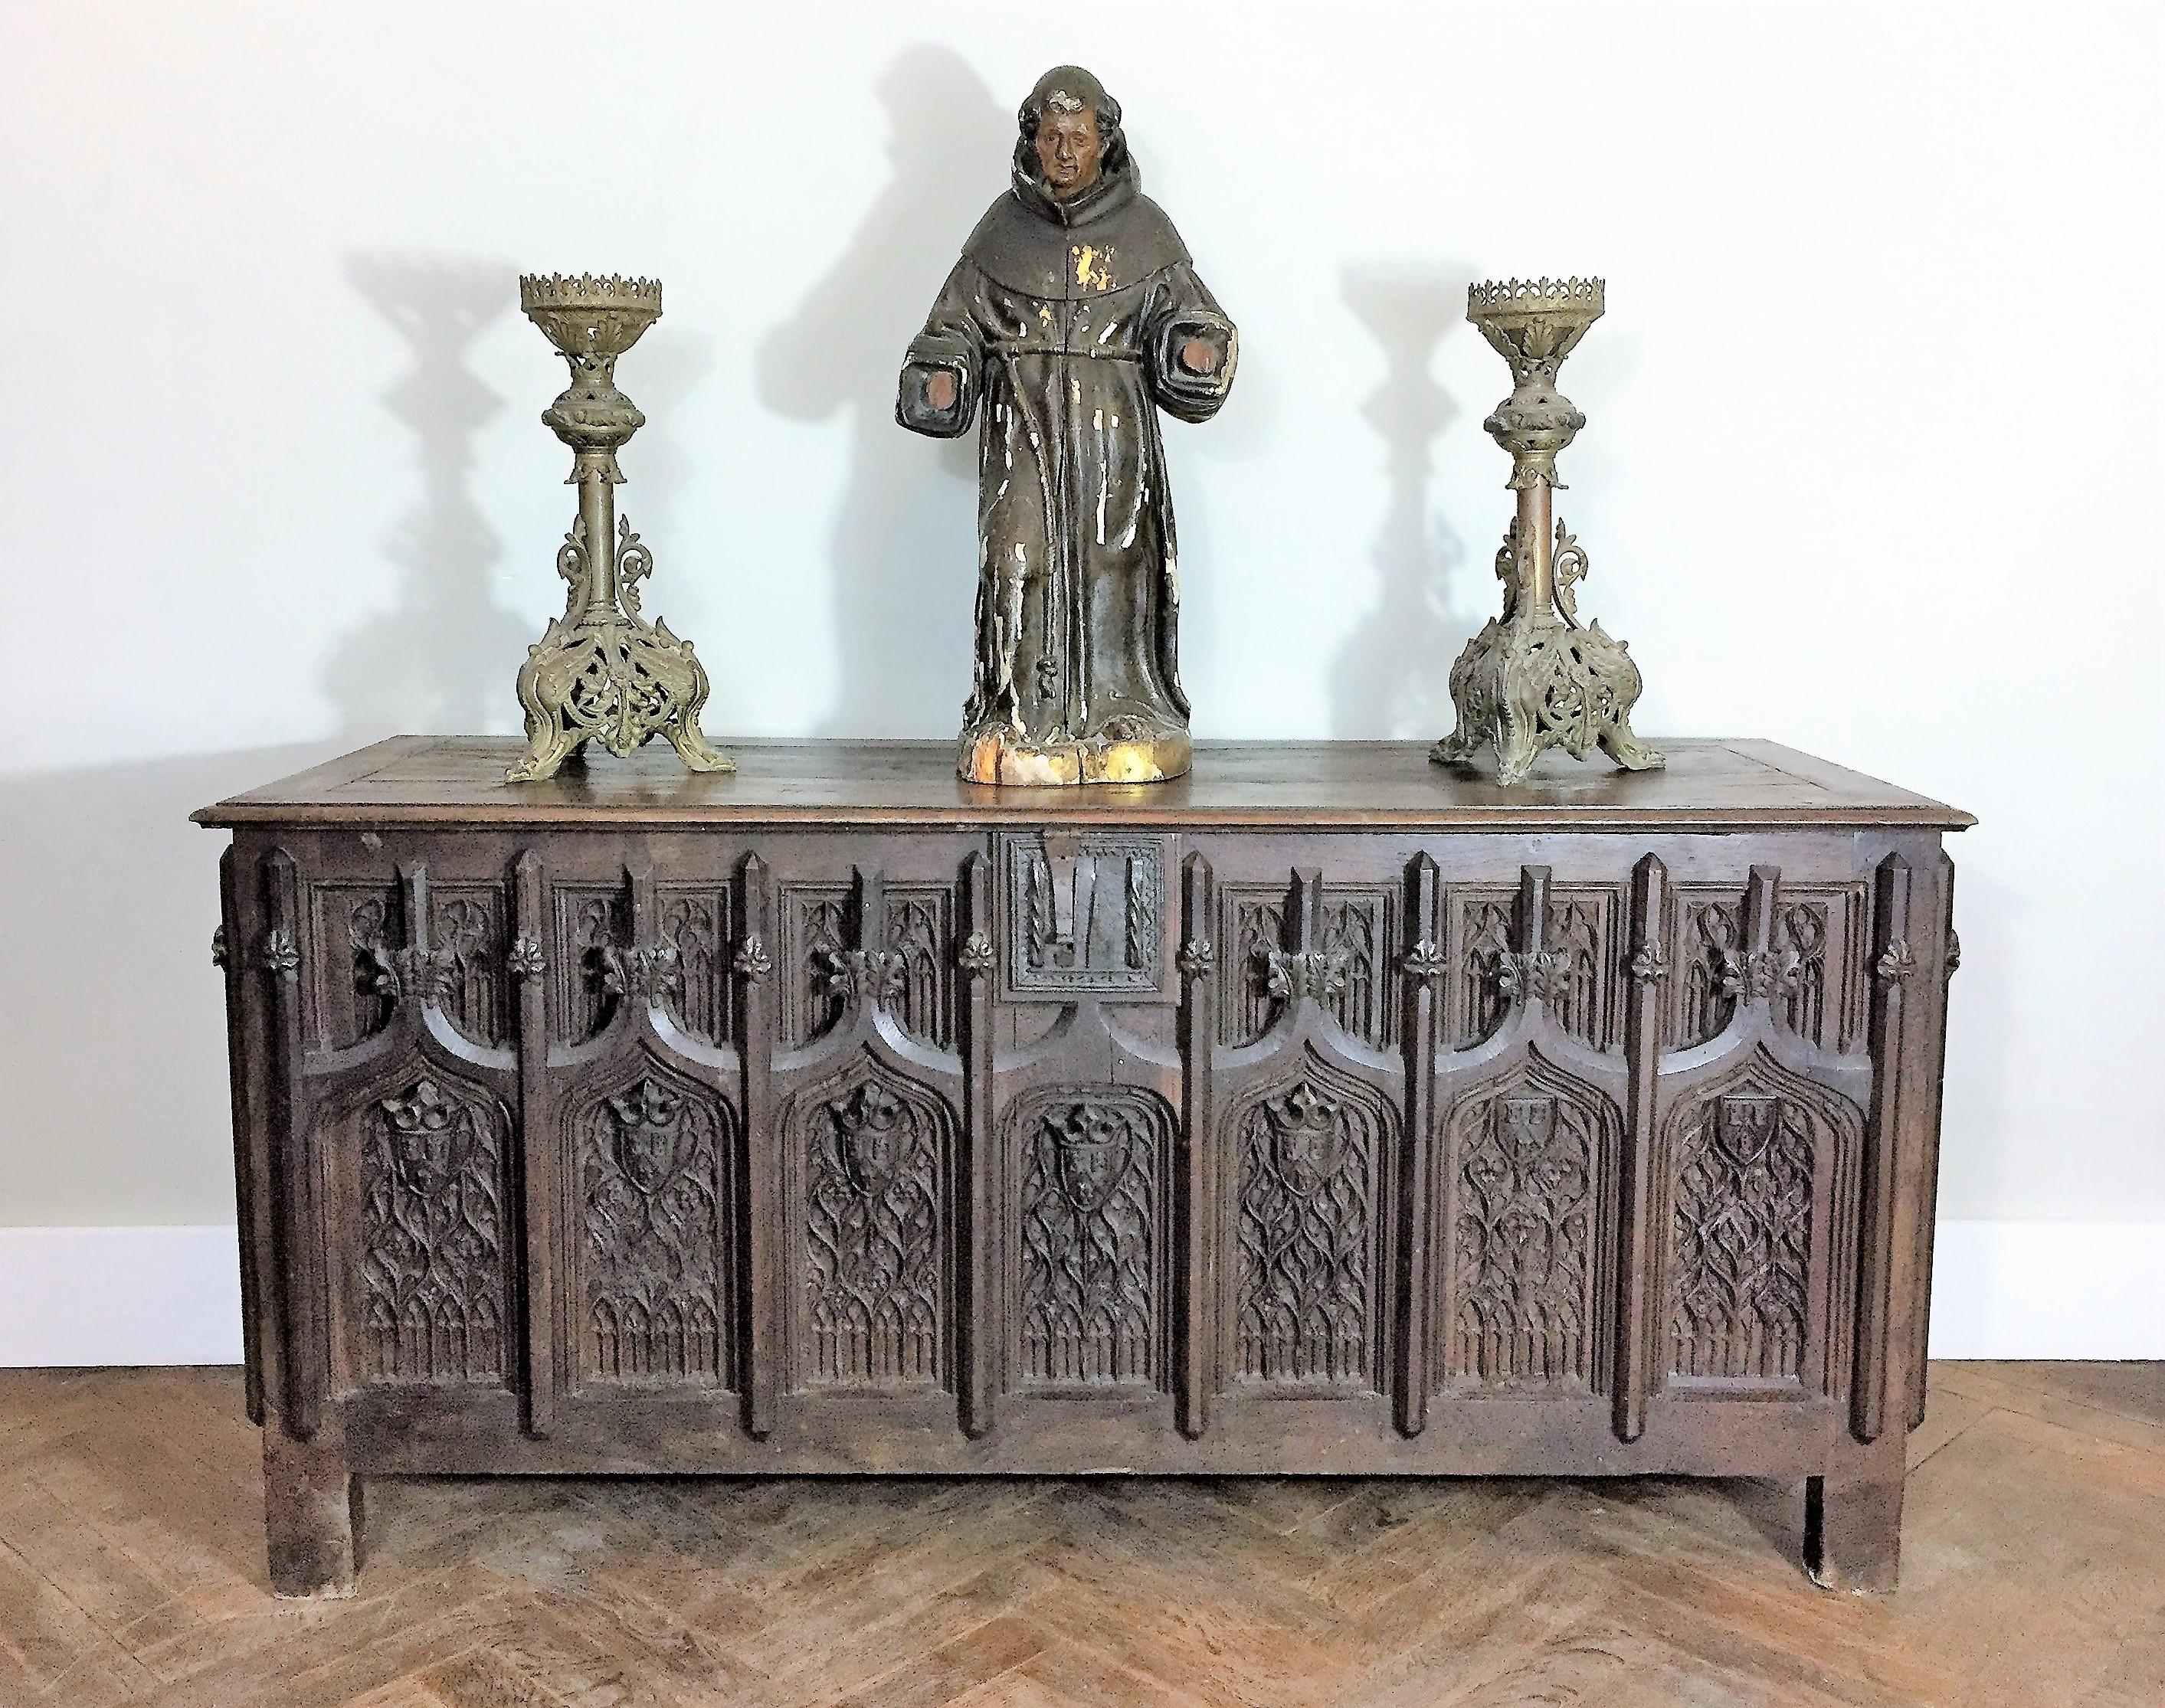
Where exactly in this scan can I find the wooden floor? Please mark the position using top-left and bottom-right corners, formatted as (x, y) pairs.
(1, 1366), (2160, 1706)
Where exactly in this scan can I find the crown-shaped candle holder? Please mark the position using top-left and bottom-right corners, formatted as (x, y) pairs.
(506, 274), (731, 784)
(1431, 277), (1662, 786)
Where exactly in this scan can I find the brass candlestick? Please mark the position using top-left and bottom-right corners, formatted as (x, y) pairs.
(1432, 277), (1662, 786)
(506, 274), (731, 784)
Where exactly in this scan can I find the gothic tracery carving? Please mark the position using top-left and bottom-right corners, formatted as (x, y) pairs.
(356, 1076), (507, 1383)
(1016, 1088), (1167, 1386)
(581, 1073), (729, 1382)
(1666, 1064), (1862, 1387)
(1232, 1066), (1389, 1387)
(801, 1074), (948, 1386)
(1447, 1079), (1615, 1388)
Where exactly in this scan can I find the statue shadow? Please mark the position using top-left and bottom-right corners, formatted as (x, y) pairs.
(1328, 265), (1485, 741)
(757, 45), (1010, 739)
(323, 256), (533, 743)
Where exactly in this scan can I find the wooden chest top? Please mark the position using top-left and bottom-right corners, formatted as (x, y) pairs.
(195, 737), (1972, 834)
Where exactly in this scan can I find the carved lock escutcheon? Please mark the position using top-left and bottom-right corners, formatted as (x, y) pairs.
(998, 830), (1174, 1001)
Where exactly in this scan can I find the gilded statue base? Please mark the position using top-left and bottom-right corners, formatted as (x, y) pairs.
(1431, 613), (1663, 787)
(958, 725), (1191, 787)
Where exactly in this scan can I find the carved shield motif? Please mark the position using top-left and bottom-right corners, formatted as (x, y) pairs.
(833, 1082), (908, 1196)
(1717, 1095), (1780, 1163)
(1048, 1102), (1134, 1212)
(381, 1079), (467, 1196)
(1265, 1082), (1345, 1198)
(607, 1080), (684, 1193)
(1714, 1094), (1783, 1209)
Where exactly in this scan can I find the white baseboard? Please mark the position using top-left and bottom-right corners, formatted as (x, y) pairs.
(2, 1220), (2158, 1367)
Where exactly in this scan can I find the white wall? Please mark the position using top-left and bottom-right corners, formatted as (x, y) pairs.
(4, 2), (2160, 1353)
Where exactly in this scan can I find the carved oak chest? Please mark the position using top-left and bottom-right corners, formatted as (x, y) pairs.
(196, 738), (1969, 1596)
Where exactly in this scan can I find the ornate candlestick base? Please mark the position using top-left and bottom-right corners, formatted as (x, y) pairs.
(1433, 279), (1662, 787)
(507, 275), (732, 785)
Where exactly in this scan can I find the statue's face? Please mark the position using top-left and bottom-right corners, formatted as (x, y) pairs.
(1035, 106), (1102, 201)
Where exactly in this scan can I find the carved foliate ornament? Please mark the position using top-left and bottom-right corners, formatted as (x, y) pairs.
(956, 931), (997, 979)
(507, 932), (548, 982)
(1233, 1063), (1390, 1386)
(1874, 939), (1918, 985)
(732, 934), (775, 981)
(1945, 929), (1962, 977)
(1498, 947), (1575, 1006)
(1720, 947), (1806, 1003)
(211, 924), (229, 969)
(1018, 1089), (1163, 1384)
(260, 928), (301, 982)
(1261, 946), (1350, 1003)
(1628, 942), (1669, 985)
(817, 947), (908, 1010)
(1450, 1082), (1609, 1389)
(1401, 937), (1449, 985)
(370, 943), (460, 1008)
(598, 942), (683, 1006)
(1177, 937), (1216, 981)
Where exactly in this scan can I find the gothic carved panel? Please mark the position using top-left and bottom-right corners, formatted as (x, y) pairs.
(999, 832), (1170, 1002)
(428, 884), (511, 1047)
(1450, 892), (1517, 1047)
(1448, 888), (1622, 1049)
(1666, 885), (1869, 1050)
(781, 883), (956, 1050)
(1443, 1068), (1619, 1389)
(1220, 889), (1287, 1045)
(579, 1071), (734, 1383)
(797, 1070), (951, 1387)
(654, 885), (732, 1045)
(308, 880), (401, 1049)
(1666, 1061), (1862, 1387)
(552, 883), (627, 1045)
(884, 888), (957, 1048)
(1013, 1085), (1170, 1386)
(1217, 885), (1400, 1049)
(1230, 1060), (1393, 1388)
(781, 884), (850, 1047)
(352, 1075), (509, 1383)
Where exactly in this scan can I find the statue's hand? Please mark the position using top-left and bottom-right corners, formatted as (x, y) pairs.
(1178, 338), (1220, 376)
(926, 369), (958, 411)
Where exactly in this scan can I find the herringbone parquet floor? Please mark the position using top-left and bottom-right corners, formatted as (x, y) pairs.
(1, 1363), (2160, 1706)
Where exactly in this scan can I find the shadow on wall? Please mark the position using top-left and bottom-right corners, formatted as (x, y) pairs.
(322, 257), (532, 744)
(758, 45), (1010, 741)
(1328, 264), (1484, 742)
(0, 746), (339, 1226)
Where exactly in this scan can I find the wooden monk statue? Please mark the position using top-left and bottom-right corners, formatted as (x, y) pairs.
(897, 65), (1238, 785)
